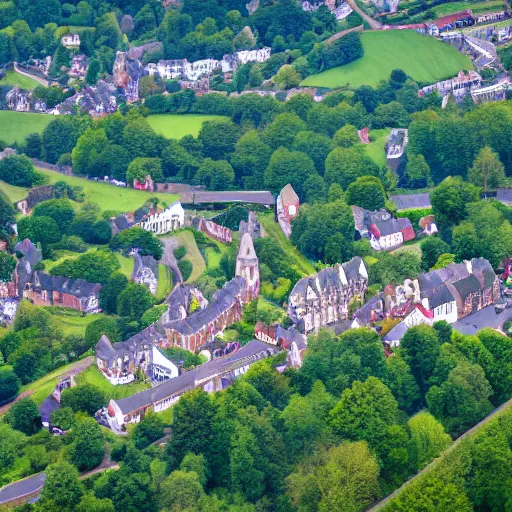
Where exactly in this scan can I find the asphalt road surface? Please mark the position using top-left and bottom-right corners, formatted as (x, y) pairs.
(0, 473), (46, 504)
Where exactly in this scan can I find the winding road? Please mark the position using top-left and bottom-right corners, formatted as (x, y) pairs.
(13, 63), (49, 87)
(345, 0), (383, 29)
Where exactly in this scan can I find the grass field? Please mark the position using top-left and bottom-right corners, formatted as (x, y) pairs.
(259, 213), (316, 277)
(156, 263), (172, 299)
(172, 231), (206, 282)
(0, 70), (40, 90)
(0, 181), (29, 202)
(0, 111), (54, 145)
(147, 114), (228, 139)
(37, 168), (179, 214)
(364, 128), (391, 167)
(75, 365), (150, 400)
(115, 253), (135, 279)
(44, 306), (107, 336)
(432, 0), (505, 16)
(301, 30), (473, 89)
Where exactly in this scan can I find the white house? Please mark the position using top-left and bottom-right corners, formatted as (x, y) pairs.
(61, 33), (81, 48)
(236, 47), (271, 65)
(139, 201), (185, 235)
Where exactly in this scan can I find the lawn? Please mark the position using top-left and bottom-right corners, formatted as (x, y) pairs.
(364, 128), (391, 167)
(0, 70), (40, 90)
(0, 111), (54, 145)
(0, 180), (29, 202)
(115, 253), (135, 279)
(147, 114), (228, 139)
(43, 306), (107, 336)
(172, 231), (206, 282)
(156, 263), (172, 300)
(75, 365), (150, 400)
(36, 168), (178, 215)
(432, 0), (505, 16)
(301, 30), (473, 89)
(259, 213), (316, 277)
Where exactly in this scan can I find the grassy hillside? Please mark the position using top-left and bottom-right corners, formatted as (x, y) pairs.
(364, 128), (391, 167)
(432, 0), (505, 16)
(37, 168), (178, 214)
(0, 70), (40, 90)
(147, 114), (228, 139)
(0, 111), (54, 145)
(301, 30), (473, 89)
(43, 306), (108, 336)
(172, 230), (206, 282)
(0, 181), (29, 202)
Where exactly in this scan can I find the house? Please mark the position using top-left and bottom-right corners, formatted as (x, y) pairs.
(419, 215), (438, 235)
(352, 206), (415, 250)
(132, 253), (158, 295)
(24, 272), (102, 313)
(61, 33), (81, 48)
(236, 47), (271, 64)
(191, 217), (232, 243)
(55, 81), (117, 116)
(113, 51), (144, 102)
(106, 340), (278, 427)
(426, 10), (475, 35)
(288, 257), (368, 334)
(386, 129), (408, 172)
(389, 193), (432, 211)
(420, 70), (482, 102)
(235, 232), (260, 301)
(277, 184), (300, 238)
(3, 239), (42, 299)
(96, 332), (178, 385)
(6, 88), (30, 112)
(254, 322), (307, 367)
(358, 127), (370, 144)
(68, 54), (89, 79)
(0, 147), (16, 160)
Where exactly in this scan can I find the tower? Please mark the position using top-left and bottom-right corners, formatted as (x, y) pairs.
(236, 232), (260, 301)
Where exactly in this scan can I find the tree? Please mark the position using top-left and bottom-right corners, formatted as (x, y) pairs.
(61, 384), (106, 415)
(99, 272), (128, 315)
(451, 222), (480, 262)
(33, 198), (75, 234)
(373, 101), (410, 128)
(0, 155), (40, 186)
(405, 153), (432, 188)
(426, 362), (493, 436)
(109, 227), (163, 259)
(264, 147), (317, 200)
(468, 146), (505, 191)
(76, 494), (115, 512)
(400, 325), (440, 397)
(0, 252), (16, 284)
(420, 236), (450, 270)
(132, 414), (165, 449)
(117, 282), (154, 321)
(328, 183), (344, 202)
(37, 462), (83, 512)
(292, 131), (332, 174)
(194, 158), (235, 190)
(325, 145), (380, 189)
(430, 177), (480, 227)
(17, 216), (61, 250)
(407, 412), (451, 470)
(23, 132), (42, 159)
(126, 157), (164, 185)
(50, 407), (75, 430)
(333, 124), (360, 148)
(86, 58), (101, 85)
(198, 119), (239, 160)
(0, 365), (20, 403)
(49, 250), (120, 284)
(71, 417), (105, 471)
(329, 377), (399, 453)
(304, 174), (327, 204)
(383, 355), (420, 414)
(345, 176), (386, 211)
(244, 361), (291, 409)
(0, 189), (16, 227)
(180, 453), (209, 487)
(72, 128), (109, 177)
(160, 470), (205, 511)
(262, 113), (308, 150)
(274, 64), (301, 89)
(85, 316), (121, 350)
(5, 397), (41, 435)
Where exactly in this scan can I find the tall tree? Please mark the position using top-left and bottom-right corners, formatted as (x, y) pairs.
(468, 146), (506, 191)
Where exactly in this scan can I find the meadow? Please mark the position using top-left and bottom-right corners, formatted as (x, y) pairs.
(147, 114), (228, 139)
(0, 111), (54, 145)
(432, 0), (505, 16)
(364, 128), (391, 167)
(0, 70), (40, 90)
(301, 30), (473, 89)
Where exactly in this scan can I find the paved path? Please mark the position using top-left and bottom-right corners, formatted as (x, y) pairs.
(345, 0), (383, 30)
(368, 397), (512, 511)
(161, 237), (183, 284)
(13, 63), (49, 87)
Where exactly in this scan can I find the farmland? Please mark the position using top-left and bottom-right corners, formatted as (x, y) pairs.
(301, 30), (473, 89)
(0, 111), (54, 145)
(147, 114), (228, 139)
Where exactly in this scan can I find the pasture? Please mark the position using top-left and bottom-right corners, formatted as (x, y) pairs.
(0, 111), (54, 145)
(301, 30), (473, 89)
(147, 114), (228, 139)
(0, 70), (40, 90)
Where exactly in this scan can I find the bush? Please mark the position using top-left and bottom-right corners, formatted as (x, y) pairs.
(109, 227), (163, 260)
(5, 397), (42, 435)
(397, 208), (432, 228)
(61, 384), (106, 415)
(178, 260), (193, 281)
(0, 155), (42, 187)
(50, 235), (88, 253)
(50, 407), (75, 430)
(0, 365), (20, 404)
(173, 246), (187, 261)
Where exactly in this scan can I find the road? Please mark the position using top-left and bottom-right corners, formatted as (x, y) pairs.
(161, 237), (183, 284)
(0, 473), (46, 504)
(368, 397), (512, 511)
(345, 0), (383, 30)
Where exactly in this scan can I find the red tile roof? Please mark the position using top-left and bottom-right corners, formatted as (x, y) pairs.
(433, 10), (474, 29)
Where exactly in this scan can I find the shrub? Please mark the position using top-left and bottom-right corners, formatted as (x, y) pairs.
(173, 246), (187, 261)
(0, 155), (42, 187)
(178, 260), (193, 281)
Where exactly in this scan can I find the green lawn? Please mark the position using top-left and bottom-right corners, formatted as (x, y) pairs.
(0, 111), (54, 145)
(0, 70), (40, 90)
(432, 0), (505, 16)
(75, 365), (150, 400)
(364, 128), (391, 167)
(36, 168), (179, 215)
(301, 30), (473, 89)
(43, 306), (107, 336)
(172, 231), (206, 282)
(259, 213), (316, 277)
(115, 253), (135, 279)
(147, 114), (228, 140)
(0, 180), (29, 202)
(156, 263), (172, 300)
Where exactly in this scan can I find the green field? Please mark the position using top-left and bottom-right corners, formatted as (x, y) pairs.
(44, 306), (108, 336)
(156, 263), (172, 299)
(147, 114), (228, 139)
(75, 365), (150, 400)
(432, 0), (505, 16)
(37, 168), (179, 214)
(364, 128), (391, 167)
(0, 180), (29, 202)
(172, 231), (206, 282)
(0, 70), (40, 90)
(0, 111), (54, 145)
(301, 30), (473, 89)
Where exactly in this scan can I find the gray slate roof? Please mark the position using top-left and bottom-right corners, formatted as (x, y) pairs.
(180, 191), (275, 205)
(389, 193), (432, 211)
(383, 320), (409, 342)
(113, 340), (278, 415)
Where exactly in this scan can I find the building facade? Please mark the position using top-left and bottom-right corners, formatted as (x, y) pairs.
(235, 232), (260, 301)
(277, 184), (300, 238)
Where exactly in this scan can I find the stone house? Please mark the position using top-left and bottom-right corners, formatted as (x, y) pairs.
(6, 88), (30, 112)
(277, 184), (300, 238)
(254, 322), (307, 367)
(236, 47), (271, 64)
(235, 232), (260, 301)
(386, 129), (408, 173)
(68, 54), (89, 79)
(132, 253), (158, 295)
(106, 340), (278, 427)
(288, 256), (369, 334)
(61, 33), (80, 48)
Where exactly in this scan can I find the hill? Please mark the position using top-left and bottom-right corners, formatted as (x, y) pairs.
(0, 111), (54, 145)
(301, 30), (473, 89)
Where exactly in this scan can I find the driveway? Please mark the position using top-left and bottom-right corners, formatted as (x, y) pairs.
(0, 473), (46, 504)
(161, 237), (183, 283)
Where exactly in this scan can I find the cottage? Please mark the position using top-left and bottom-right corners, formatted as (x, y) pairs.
(107, 340), (278, 427)
(132, 253), (158, 294)
(254, 322), (307, 367)
(288, 257), (368, 334)
(236, 232), (260, 301)
(386, 129), (408, 172)
(61, 33), (80, 48)
(277, 184), (300, 238)
(69, 54), (89, 79)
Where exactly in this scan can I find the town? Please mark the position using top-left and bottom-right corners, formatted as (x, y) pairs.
(2, 0), (512, 510)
